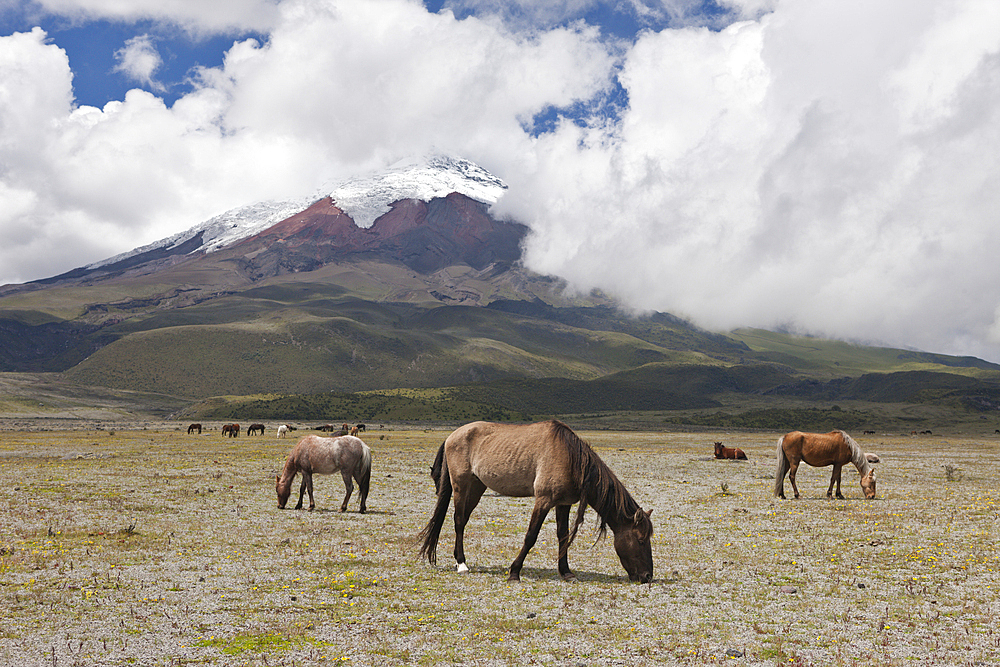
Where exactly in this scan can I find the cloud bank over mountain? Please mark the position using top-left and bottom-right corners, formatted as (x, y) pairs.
(1, 0), (999, 362)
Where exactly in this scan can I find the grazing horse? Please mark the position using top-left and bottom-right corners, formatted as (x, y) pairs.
(276, 435), (371, 513)
(714, 442), (747, 460)
(247, 423), (265, 436)
(419, 420), (654, 583)
(774, 430), (876, 500)
(350, 426), (359, 436)
(356, 424), (366, 432)
(187, 423), (202, 435)
(277, 424), (289, 438)
(222, 423), (240, 438)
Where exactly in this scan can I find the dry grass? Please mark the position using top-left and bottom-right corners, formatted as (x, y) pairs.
(1, 423), (998, 665)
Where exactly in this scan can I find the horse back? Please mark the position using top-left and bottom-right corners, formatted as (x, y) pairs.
(783, 430), (852, 466)
(291, 434), (366, 474)
(445, 421), (576, 500)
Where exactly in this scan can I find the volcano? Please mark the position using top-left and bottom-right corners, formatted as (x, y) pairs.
(18, 154), (521, 289)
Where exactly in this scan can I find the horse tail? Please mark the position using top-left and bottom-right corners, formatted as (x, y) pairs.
(773, 435), (789, 497)
(429, 441), (445, 493)
(356, 443), (372, 497)
(418, 449), (452, 566)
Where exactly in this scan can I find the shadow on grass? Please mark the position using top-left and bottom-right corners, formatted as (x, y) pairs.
(447, 564), (631, 584)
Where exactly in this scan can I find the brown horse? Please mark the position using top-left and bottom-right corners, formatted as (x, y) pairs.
(276, 435), (371, 512)
(187, 423), (202, 434)
(774, 430), (876, 500)
(419, 420), (654, 583)
(714, 442), (747, 460)
(247, 423), (265, 436)
(222, 423), (240, 438)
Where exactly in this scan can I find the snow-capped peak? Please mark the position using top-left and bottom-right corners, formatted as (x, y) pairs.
(327, 154), (508, 228)
(85, 155), (507, 271)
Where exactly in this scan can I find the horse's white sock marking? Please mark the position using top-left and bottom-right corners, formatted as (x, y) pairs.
(456, 563), (469, 574)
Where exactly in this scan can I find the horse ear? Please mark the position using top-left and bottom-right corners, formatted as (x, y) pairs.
(646, 508), (653, 518)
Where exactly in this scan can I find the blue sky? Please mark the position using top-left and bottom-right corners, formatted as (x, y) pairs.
(2, 0), (1000, 363)
(0, 1), (739, 122)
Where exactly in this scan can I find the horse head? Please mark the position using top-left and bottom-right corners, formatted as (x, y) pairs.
(860, 469), (877, 499)
(713, 442), (723, 458)
(276, 474), (291, 509)
(613, 508), (654, 583)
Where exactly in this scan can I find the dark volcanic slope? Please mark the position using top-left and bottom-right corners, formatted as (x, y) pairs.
(235, 193), (528, 279)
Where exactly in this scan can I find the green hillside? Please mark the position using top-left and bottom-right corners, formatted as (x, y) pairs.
(4, 257), (1000, 431)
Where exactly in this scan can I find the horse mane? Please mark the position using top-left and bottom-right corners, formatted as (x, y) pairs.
(549, 420), (641, 546)
(837, 430), (871, 475)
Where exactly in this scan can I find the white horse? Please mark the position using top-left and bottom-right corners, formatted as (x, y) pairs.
(277, 424), (289, 438)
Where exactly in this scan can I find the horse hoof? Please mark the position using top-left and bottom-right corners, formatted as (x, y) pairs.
(506, 573), (521, 583)
(561, 573), (578, 583)
(456, 563), (469, 574)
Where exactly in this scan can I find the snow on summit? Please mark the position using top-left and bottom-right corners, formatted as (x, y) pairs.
(328, 155), (508, 228)
(86, 155), (507, 270)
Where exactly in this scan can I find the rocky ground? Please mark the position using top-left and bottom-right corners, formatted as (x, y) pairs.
(0, 422), (997, 665)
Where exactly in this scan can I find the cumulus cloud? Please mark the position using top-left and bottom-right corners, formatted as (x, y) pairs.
(113, 34), (165, 90)
(1, 0), (999, 363)
(504, 0), (1000, 360)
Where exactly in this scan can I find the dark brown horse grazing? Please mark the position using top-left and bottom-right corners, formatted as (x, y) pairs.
(419, 420), (654, 583)
(774, 430), (876, 500)
(187, 423), (202, 434)
(222, 423), (240, 438)
(276, 435), (371, 512)
(247, 423), (265, 436)
(714, 442), (747, 460)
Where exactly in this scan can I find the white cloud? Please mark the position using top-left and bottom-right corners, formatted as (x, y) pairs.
(25, 0), (281, 33)
(113, 34), (165, 90)
(502, 0), (1000, 361)
(1, 0), (1000, 364)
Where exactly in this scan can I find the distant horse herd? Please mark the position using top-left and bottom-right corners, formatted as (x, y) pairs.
(186, 422), (366, 438)
(181, 418), (889, 584)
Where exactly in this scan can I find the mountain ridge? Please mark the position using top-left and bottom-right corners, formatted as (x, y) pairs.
(2, 155), (1000, 430)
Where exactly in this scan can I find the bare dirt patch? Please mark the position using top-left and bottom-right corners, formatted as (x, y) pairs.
(1, 424), (998, 665)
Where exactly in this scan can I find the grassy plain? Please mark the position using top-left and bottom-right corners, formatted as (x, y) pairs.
(1, 423), (998, 665)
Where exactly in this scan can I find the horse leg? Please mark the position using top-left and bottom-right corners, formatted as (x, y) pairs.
(451, 478), (487, 574)
(554, 504), (576, 582)
(295, 470), (309, 510)
(829, 463), (844, 499)
(339, 469), (354, 513)
(295, 472), (311, 510)
(306, 472), (319, 510)
(788, 460), (802, 499)
(508, 498), (552, 583)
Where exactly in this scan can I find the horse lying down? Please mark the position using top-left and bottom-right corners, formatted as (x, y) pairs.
(714, 442), (747, 460)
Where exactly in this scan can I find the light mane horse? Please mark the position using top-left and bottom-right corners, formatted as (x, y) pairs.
(419, 420), (654, 583)
(774, 430), (876, 500)
(276, 435), (371, 512)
